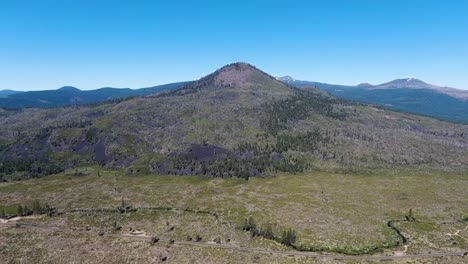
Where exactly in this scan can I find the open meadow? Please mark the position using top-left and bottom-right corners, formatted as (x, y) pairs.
(1, 166), (467, 263)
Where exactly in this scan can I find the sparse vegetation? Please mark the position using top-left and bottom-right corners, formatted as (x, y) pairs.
(117, 198), (135, 214)
(405, 209), (416, 222)
(150, 236), (160, 245)
(0, 166), (467, 263)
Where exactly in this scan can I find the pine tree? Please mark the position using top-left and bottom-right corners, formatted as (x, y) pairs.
(23, 205), (31, 216)
(16, 205), (23, 216)
(260, 223), (275, 240)
(281, 228), (297, 246)
(32, 200), (41, 214)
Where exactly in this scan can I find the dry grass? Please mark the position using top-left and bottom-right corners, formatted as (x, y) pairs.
(1, 167), (467, 263)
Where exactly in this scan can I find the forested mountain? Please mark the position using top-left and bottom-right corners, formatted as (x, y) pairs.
(1, 63), (467, 181)
(279, 77), (468, 122)
(0, 90), (22, 98)
(0, 82), (188, 108)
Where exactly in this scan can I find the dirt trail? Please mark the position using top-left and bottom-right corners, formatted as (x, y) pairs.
(447, 225), (468, 242)
(2, 221), (467, 261)
(0, 215), (43, 226)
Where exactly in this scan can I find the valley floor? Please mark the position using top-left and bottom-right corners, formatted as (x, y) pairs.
(0, 167), (467, 263)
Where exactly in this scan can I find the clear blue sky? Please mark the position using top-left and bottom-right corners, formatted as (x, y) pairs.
(1, 0), (468, 91)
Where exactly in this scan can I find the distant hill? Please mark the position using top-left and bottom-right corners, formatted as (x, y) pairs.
(0, 90), (22, 98)
(1, 63), (467, 181)
(0, 82), (189, 108)
(278, 77), (468, 122)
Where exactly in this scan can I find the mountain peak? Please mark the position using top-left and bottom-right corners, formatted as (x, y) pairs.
(377, 78), (434, 89)
(58, 86), (80, 92)
(277, 76), (296, 83)
(357, 83), (373, 87)
(0, 89), (22, 98)
(402, 78), (426, 85)
(219, 62), (257, 71)
(182, 62), (280, 91)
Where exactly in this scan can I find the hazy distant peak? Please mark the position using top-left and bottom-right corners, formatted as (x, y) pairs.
(0, 89), (22, 98)
(277, 76), (296, 82)
(377, 78), (435, 89)
(402, 77), (426, 84)
(356, 83), (374, 87)
(278, 75), (468, 101)
(58, 86), (81, 92)
(368, 78), (468, 100)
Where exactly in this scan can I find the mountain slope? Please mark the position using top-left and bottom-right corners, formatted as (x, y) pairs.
(0, 82), (188, 108)
(280, 77), (468, 122)
(1, 63), (467, 181)
(0, 90), (22, 98)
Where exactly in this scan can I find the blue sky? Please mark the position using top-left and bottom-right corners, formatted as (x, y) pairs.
(1, 0), (468, 91)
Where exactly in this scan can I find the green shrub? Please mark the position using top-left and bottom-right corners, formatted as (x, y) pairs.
(281, 228), (297, 246)
(241, 216), (257, 232)
(0, 206), (5, 218)
(259, 223), (275, 240)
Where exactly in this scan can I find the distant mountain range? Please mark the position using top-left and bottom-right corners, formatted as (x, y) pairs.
(2, 74), (468, 123)
(278, 76), (468, 122)
(0, 82), (189, 108)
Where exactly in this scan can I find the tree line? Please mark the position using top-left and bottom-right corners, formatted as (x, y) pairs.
(0, 200), (55, 218)
(241, 216), (297, 247)
(261, 89), (347, 135)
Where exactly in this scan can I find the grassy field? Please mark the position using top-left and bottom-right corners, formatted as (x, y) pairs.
(1, 167), (467, 263)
